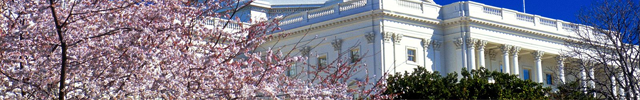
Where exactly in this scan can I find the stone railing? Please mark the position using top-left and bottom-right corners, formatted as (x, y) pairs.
(517, 13), (534, 22)
(340, 0), (367, 11)
(279, 0), (369, 26)
(201, 17), (249, 30)
(383, 0), (441, 20)
(482, 6), (502, 16)
(442, 1), (582, 37)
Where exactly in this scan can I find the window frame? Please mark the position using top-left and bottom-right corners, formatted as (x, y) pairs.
(523, 68), (532, 80)
(545, 73), (553, 85)
(407, 48), (416, 62)
(350, 48), (360, 63)
(318, 55), (327, 69)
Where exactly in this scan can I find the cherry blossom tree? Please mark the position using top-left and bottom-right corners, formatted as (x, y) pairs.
(0, 0), (388, 99)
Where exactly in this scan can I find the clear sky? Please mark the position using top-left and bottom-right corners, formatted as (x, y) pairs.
(434, 0), (592, 23)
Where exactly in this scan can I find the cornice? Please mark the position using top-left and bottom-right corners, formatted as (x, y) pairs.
(442, 17), (572, 42)
(269, 10), (443, 40)
(268, 10), (385, 40)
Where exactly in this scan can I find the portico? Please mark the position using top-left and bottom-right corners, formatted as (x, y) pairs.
(454, 38), (566, 84)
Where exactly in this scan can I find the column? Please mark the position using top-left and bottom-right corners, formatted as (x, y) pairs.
(433, 40), (443, 73)
(422, 39), (431, 72)
(500, 45), (512, 74)
(532, 50), (544, 83)
(477, 40), (487, 68)
(612, 75), (617, 96)
(618, 72), (625, 98)
(466, 38), (477, 71)
(556, 56), (566, 83)
(589, 67), (595, 97)
(511, 46), (521, 75)
(580, 62), (587, 94)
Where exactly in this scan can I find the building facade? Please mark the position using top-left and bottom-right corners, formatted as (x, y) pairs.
(243, 0), (584, 87)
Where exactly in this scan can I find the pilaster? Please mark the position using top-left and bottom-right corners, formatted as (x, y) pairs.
(331, 38), (343, 51)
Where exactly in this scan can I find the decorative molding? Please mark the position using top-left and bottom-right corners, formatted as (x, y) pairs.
(487, 49), (497, 60)
(499, 44), (512, 54)
(454, 38), (464, 49)
(393, 33), (403, 44)
(365, 32), (376, 44)
(531, 50), (545, 60)
(422, 39), (431, 49)
(556, 55), (566, 63)
(300, 46), (312, 56)
(476, 40), (487, 50)
(466, 38), (477, 48)
(432, 40), (443, 51)
(331, 38), (343, 51)
(510, 46), (521, 56)
(382, 32), (393, 42)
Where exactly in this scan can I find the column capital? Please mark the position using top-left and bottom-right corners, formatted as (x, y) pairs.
(454, 38), (464, 49)
(466, 38), (477, 48)
(365, 32), (376, 44)
(500, 44), (512, 54)
(510, 46), (521, 56)
(300, 46), (312, 56)
(393, 33), (403, 44)
(432, 40), (443, 50)
(422, 39), (431, 49)
(556, 55), (566, 61)
(476, 40), (488, 50)
(531, 50), (545, 60)
(382, 32), (393, 42)
(331, 38), (343, 51)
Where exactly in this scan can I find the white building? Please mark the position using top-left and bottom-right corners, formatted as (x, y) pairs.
(241, 0), (585, 87)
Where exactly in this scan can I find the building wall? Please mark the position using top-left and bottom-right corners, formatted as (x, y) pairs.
(251, 0), (584, 87)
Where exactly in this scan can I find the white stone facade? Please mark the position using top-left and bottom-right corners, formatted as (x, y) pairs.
(243, 0), (587, 87)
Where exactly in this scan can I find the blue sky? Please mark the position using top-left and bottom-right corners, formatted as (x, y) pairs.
(434, 0), (592, 23)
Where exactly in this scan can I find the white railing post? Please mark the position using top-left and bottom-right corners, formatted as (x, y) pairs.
(304, 11), (309, 22)
(556, 20), (562, 31)
(533, 15), (539, 26)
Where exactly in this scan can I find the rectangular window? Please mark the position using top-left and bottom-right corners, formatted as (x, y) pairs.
(523, 69), (531, 80)
(287, 64), (297, 77)
(407, 49), (416, 62)
(318, 56), (327, 69)
(546, 74), (553, 85)
(350, 49), (360, 63)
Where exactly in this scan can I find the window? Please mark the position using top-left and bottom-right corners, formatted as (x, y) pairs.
(287, 64), (297, 77)
(407, 49), (416, 62)
(523, 69), (531, 80)
(350, 49), (360, 63)
(318, 56), (327, 69)
(546, 74), (553, 85)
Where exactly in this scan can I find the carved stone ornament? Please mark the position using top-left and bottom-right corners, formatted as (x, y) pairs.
(382, 32), (393, 42)
(331, 38), (343, 51)
(476, 40), (487, 50)
(466, 38), (477, 48)
(365, 32), (376, 44)
(300, 46), (312, 56)
(510, 46), (521, 56)
(531, 50), (545, 60)
(556, 55), (566, 63)
(487, 49), (497, 60)
(454, 38), (464, 49)
(422, 39), (431, 49)
(499, 44), (512, 54)
(393, 33), (403, 44)
(432, 40), (443, 50)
